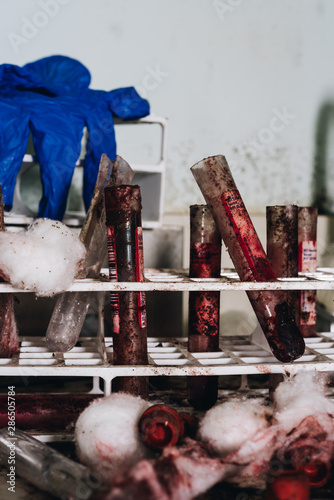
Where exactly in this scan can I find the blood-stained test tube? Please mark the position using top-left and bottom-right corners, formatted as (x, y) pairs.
(267, 205), (299, 280)
(105, 185), (148, 398)
(46, 155), (134, 353)
(0, 294), (18, 358)
(188, 204), (221, 410)
(0, 186), (19, 358)
(191, 155), (305, 363)
(267, 205), (299, 392)
(0, 429), (103, 500)
(46, 154), (113, 352)
(0, 394), (100, 431)
(298, 207), (318, 337)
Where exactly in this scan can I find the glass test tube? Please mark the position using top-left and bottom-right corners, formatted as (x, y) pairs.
(0, 429), (103, 500)
(191, 155), (305, 363)
(46, 154), (113, 352)
(0, 394), (99, 431)
(105, 185), (148, 398)
(298, 207), (318, 337)
(267, 205), (299, 392)
(267, 205), (299, 279)
(188, 204), (221, 410)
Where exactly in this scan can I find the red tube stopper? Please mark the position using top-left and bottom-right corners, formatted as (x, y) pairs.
(302, 461), (331, 488)
(138, 404), (185, 451)
(265, 470), (310, 500)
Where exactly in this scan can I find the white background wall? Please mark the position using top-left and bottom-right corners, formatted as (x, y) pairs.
(1, 0), (334, 216)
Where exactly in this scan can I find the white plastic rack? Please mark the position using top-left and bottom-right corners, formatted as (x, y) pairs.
(1, 267), (334, 293)
(1, 267), (334, 396)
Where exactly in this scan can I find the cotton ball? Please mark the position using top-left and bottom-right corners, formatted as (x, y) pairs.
(198, 399), (271, 457)
(0, 219), (86, 296)
(75, 393), (151, 483)
(274, 372), (334, 432)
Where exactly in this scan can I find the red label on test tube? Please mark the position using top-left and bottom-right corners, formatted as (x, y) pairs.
(107, 225), (120, 334)
(222, 191), (276, 281)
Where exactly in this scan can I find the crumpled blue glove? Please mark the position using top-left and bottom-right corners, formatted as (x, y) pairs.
(0, 55), (150, 220)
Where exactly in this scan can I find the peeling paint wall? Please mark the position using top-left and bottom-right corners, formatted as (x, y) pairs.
(1, 0), (333, 216)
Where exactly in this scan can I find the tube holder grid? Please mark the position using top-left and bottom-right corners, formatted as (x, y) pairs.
(1, 268), (334, 396)
(2, 267), (334, 293)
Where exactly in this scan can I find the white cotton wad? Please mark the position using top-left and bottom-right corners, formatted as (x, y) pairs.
(198, 398), (272, 457)
(0, 218), (86, 296)
(75, 393), (151, 483)
(274, 371), (334, 433)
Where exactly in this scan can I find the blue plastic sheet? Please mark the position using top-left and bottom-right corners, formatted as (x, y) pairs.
(0, 55), (150, 220)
